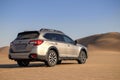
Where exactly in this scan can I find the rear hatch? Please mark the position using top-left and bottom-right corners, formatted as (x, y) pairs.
(10, 31), (40, 53)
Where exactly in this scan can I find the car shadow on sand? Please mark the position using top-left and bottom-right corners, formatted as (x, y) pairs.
(0, 62), (76, 68)
(0, 63), (46, 68)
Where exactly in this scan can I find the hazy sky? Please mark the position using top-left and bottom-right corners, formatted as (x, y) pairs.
(0, 0), (120, 47)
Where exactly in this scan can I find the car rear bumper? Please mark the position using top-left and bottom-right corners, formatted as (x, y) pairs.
(9, 53), (46, 61)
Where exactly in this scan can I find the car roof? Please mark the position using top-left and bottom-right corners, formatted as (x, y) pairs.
(40, 28), (64, 34)
(20, 28), (64, 35)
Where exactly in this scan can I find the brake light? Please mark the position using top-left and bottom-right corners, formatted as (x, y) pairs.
(29, 40), (44, 46)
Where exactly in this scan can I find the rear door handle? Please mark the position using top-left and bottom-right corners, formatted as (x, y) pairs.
(55, 42), (57, 45)
(68, 44), (70, 47)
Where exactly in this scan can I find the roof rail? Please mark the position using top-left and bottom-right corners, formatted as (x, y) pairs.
(40, 28), (64, 34)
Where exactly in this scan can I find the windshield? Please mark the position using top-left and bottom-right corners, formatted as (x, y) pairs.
(16, 31), (39, 40)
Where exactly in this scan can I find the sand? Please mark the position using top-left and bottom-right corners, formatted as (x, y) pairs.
(0, 47), (120, 80)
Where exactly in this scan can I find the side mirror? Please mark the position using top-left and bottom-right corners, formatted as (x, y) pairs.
(74, 40), (77, 45)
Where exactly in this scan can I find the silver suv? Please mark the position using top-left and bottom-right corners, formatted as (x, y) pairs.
(9, 28), (88, 67)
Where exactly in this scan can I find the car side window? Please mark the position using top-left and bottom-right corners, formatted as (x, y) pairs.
(44, 33), (64, 42)
(54, 34), (64, 42)
(63, 35), (75, 44)
(44, 33), (54, 40)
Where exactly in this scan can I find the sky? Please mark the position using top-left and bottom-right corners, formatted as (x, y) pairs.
(0, 0), (120, 47)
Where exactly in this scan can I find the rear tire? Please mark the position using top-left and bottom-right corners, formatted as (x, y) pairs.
(77, 51), (87, 64)
(17, 60), (29, 67)
(45, 50), (58, 67)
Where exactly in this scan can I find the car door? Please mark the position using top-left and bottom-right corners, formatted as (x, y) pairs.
(44, 33), (68, 57)
(63, 35), (78, 57)
(53, 34), (69, 57)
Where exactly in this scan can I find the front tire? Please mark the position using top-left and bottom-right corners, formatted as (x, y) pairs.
(17, 60), (29, 67)
(45, 50), (58, 67)
(77, 51), (87, 64)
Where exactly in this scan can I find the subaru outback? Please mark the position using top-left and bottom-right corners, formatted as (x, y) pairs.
(9, 28), (88, 67)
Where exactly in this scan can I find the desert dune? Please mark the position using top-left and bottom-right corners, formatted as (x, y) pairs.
(77, 32), (120, 51)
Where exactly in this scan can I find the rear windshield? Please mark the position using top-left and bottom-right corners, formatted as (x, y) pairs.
(16, 31), (39, 40)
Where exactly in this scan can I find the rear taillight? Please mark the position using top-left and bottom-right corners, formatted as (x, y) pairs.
(29, 40), (44, 46)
